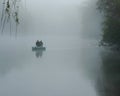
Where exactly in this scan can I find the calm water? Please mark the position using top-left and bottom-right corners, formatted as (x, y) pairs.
(0, 0), (109, 96)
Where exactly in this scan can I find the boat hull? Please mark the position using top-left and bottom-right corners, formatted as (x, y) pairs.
(32, 47), (46, 51)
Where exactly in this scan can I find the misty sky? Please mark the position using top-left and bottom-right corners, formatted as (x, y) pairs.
(18, 0), (102, 38)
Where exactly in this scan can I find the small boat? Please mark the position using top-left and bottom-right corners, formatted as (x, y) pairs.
(32, 46), (46, 51)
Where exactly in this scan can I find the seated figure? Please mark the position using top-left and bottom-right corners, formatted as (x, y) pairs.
(36, 40), (43, 47)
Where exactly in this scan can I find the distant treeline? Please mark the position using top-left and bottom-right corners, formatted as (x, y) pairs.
(97, 0), (120, 48)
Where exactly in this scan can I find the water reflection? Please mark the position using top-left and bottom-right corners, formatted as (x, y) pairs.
(100, 50), (120, 96)
(32, 48), (46, 58)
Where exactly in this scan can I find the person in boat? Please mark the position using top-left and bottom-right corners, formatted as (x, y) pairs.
(36, 40), (43, 47)
(40, 40), (43, 46)
(36, 40), (40, 47)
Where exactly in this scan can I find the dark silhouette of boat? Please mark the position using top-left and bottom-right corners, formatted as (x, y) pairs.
(32, 40), (46, 51)
(32, 46), (46, 51)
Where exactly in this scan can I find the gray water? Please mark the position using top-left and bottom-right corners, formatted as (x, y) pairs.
(0, 0), (104, 96)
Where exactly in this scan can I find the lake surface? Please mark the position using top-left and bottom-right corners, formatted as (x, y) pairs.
(0, 36), (103, 96)
(0, 0), (110, 96)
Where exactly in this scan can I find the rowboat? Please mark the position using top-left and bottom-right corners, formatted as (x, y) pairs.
(32, 46), (46, 51)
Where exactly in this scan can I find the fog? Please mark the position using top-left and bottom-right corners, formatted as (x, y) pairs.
(0, 0), (103, 96)
(18, 0), (102, 38)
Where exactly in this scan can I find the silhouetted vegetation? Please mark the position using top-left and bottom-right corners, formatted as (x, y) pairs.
(0, 0), (20, 34)
(100, 51), (120, 96)
(97, 0), (120, 48)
